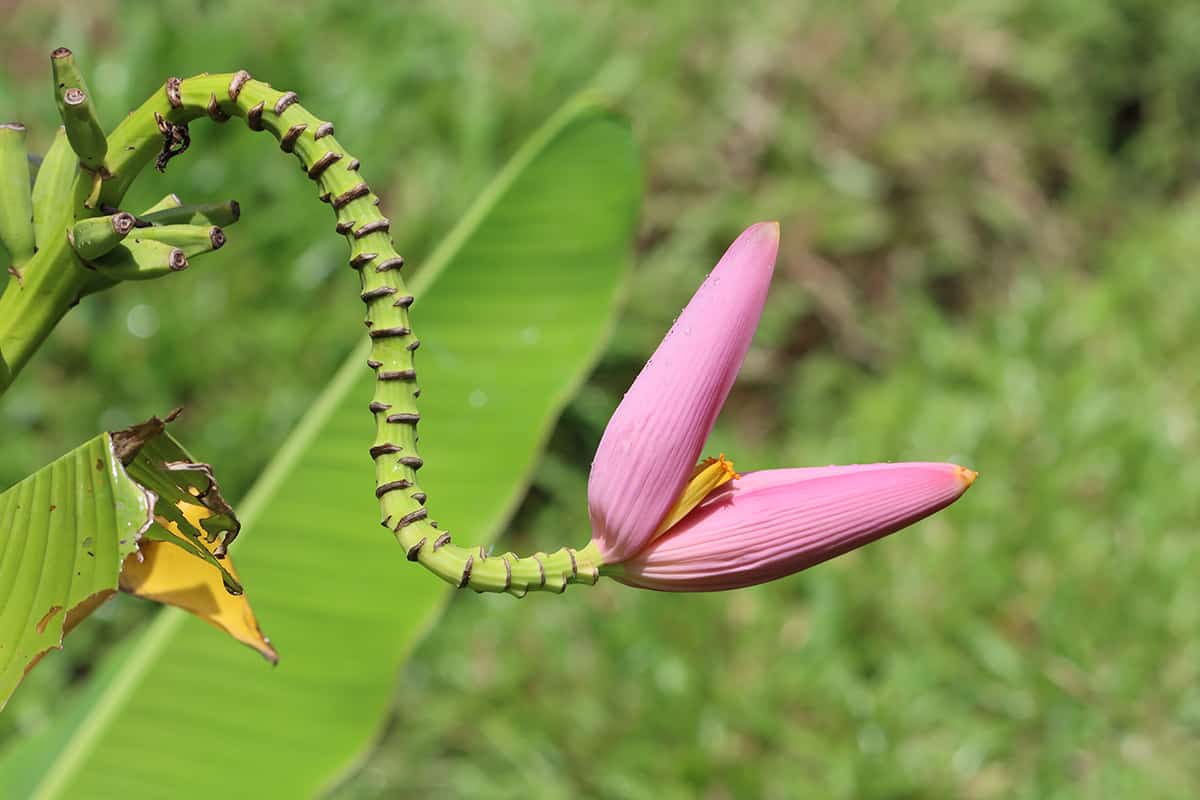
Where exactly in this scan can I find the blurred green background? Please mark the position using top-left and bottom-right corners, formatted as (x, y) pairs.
(2, 0), (1199, 797)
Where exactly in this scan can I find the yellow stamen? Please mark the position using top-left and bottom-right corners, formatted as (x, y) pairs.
(653, 454), (740, 539)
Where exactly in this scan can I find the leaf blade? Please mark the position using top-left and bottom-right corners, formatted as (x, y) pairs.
(0, 435), (149, 709)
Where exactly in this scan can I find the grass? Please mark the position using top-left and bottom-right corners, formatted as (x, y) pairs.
(3, 0), (1199, 796)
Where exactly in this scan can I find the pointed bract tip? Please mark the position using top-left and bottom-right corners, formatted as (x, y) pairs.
(744, 220), (780, 246)
(763, 220), (781, 239)
(955, 465), (978, 488)
(614, 461), (980, 592)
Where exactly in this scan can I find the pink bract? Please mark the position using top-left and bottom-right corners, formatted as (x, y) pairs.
(584, 222), (976, 592)
(587, 222), (780, 563)
(616, 462), (976, 592)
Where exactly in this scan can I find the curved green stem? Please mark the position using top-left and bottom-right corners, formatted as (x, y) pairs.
(7, 68), (604, 595)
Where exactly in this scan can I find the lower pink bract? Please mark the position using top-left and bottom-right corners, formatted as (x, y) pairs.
(615, 462), (975, 592)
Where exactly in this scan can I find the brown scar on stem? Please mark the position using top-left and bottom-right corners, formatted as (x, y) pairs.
(273, 91), (299, 115)
(246, 101), (264, 131)
(228, 69), (251, 101)
(206, 93), (230, 122)
(307, 151), (341, 179)
(405, 537), (426, 561)
(349, 252), (377, 269)
(375, 479), (412, 498)
(279, 123), (306, 153)
(367, 326), (411, 339)
(360, 286), (396, 303)
(314, 122), (334, 139)
(353, 219), (389, 238)
(393, 508), (428, 531)
(331, 182), (370, 209)
(374, 256), (404, 273)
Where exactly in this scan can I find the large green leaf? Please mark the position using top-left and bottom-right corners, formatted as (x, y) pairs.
(0, 435), (148, 707)
(0, 95), (640, 797)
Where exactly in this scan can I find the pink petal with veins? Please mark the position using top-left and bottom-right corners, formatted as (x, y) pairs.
(616, 462), (976, 591)
(587, 223), (780, 562)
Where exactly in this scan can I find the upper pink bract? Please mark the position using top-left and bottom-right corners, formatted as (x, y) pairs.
(586, 222), (780, 563)
(616, 462), (975, 592)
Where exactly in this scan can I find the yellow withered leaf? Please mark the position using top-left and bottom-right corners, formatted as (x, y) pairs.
(120, 499), (277, 663)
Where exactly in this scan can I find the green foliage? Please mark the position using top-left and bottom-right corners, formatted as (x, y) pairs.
(0, 97), (639, 797)
(0, 420), (248, 710)
(0, 435), (146, 707)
